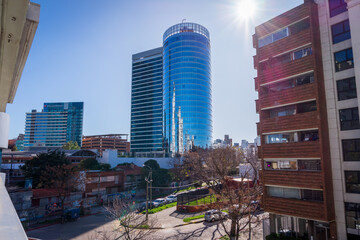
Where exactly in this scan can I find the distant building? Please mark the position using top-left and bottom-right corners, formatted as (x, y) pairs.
(24, 102), (84, 151)
(82, 134), (129, 157)
(8, 134), (24, 151)
(130, 47), (164, 157)
(241, 140), (248, 149)
(212, 135), (233, 149)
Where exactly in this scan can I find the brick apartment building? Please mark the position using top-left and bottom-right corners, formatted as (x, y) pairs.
(254, 0), (360, 239)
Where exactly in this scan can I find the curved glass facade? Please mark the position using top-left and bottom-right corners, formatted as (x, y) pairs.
(163, 23), (212, 155)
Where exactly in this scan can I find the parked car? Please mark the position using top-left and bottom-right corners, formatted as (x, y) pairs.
(153, 198), (166, 207)
(165, 195), (177, 203)
(138, 202), (155, 212)
(204, 209), (228, 222)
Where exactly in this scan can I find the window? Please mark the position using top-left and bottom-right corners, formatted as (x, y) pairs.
(265, 160), (297, 170)
(293, 47), (312, 60)
(345, 202), (360, 230)
(300, 130), (319, 141)
(301, 189), (323, 201)
(272, 54), (291, 67)
(267, 187), (300, 199)
(337, 77), (357, 101)
(339, 108), (360, 131)
(332, 20), (351, 44)
(298, 160), (321, 171)
(342, 139), (360, 161)
(269, 106), (296, 118)
(266, 133), (295, 144)
(258, 28), (289, 48)
(334, 48), (354, 72)
(329, 0), (347, 17)
(345, 171), (360, 194)
(296, 73), (314, 86)
(289, 18), (310, 35)
(297, 101), (317, 114)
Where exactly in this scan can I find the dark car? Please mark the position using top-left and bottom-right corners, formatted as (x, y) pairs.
(138, 202), (155, 212)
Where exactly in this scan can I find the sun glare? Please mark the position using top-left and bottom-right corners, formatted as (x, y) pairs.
(237, 0), (256, 19)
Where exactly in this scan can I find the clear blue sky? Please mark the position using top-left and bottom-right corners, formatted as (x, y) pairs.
(7, 0), (303, 144)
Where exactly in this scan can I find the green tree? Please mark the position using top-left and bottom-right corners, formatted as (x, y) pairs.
(79, 158), (111, 171)
(20, 149), (70, 188)
(142, 160), (171, 188)
(79, 158), (99, 170)
(62, 141), (80, 150)
(143, 159), (160, 170)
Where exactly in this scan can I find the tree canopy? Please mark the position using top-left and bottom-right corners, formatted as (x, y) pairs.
(20, 149), (70, 188)
(62, 141), (80, 150)
(79, 158), (111, 171)
(142, 160), (171, 188)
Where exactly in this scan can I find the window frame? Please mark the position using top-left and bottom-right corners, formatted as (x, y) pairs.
(345, 171), (360, 194)
(334, 48), (354, 72)
(339, 107), (360, 131)
(331, 19), (351, 44)
(336, 77), (357, 101)
(329, 0), (348, 18)
(342, 139), (360, 162)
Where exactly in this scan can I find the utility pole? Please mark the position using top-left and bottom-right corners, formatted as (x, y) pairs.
(145, 176), (149, 221)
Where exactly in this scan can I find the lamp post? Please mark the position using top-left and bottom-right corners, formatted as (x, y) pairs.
(144, 164), (152, 221)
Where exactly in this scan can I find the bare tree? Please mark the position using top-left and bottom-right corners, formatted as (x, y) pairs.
(92, 198), (159, 240)
(183, 147), (263, 240)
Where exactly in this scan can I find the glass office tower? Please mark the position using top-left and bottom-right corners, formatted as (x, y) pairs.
(163, 22), (212, 156)
(130, 47), (164, 157)
(24, 102), (83, 150)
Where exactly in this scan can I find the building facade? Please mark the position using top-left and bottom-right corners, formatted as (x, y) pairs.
(130, 47), (164, 157)
(82, 134), (129, 157)
(317, 0), (360, 239)
(163, 22), (212, 156)
(254, 0), (337, 239)
(24, 102), (83, 150)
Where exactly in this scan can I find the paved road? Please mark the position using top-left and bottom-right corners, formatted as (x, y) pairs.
(27, 206), (266, 240)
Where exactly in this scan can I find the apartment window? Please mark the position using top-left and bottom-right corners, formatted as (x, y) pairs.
(298, 160), (321, 171)
(345, 171), (360, 194)
(342, 139), (360, 161)
(269, 106), (295, 118)
(296, 73), (314, 86)
(258, 28), (289, 48)
(300, 130), (319, 141)
(337, 77), (357, 101)
(272, 54), (292, 67)
(297, 101), (317, 113)
(266, 133), (295, 144)
(339, 108), (360, 131)
(266, 80), (295, 93)
(301, 189), (323, 201)
(267, 186), (300, 199)
(293, 47), (312, 60)
(332, 20), (351, 44)
(329, 0), (347, 17)
(265, 160), (297, 170)
(289, 18), (310, 35)
(334, 48), (354, 72)
(345, 202), (360, 230)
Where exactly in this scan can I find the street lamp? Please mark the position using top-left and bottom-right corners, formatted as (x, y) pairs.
(143, 164), (152, 221)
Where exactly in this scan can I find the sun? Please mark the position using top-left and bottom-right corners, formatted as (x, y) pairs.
(236, 0), (257, 19)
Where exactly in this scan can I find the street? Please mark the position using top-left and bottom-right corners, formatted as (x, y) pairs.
(27, 206), (266, 240)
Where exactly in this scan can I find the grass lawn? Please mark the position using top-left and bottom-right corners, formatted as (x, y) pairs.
(183, 214), (205, 222)
(186, 195), (217, 206)
(142, 202), (177, 214)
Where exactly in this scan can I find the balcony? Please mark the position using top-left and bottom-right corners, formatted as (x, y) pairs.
(262, 141), (321, 158)
(257, 29), (312, 61)
(263, 170), (323, 189)
(258, 55), (315, 85)
(264, 196), (326, 221)
(260, 83), (316, 109)
(254, 77), (259, 91)
(261, 111), (319, 133)
(253, 55), (258, 70)
(255, 99), (259, 114)
(256, 122), (260, 136)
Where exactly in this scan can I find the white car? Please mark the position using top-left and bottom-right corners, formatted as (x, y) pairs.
(165, 195), (177, 203)
(153, 198), (166, 207)
(204, 210), (228, 222)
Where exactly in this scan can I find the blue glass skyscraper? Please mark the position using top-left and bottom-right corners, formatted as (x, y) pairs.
(24, 102), (83, 150)
(163, 23), (212, 156)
